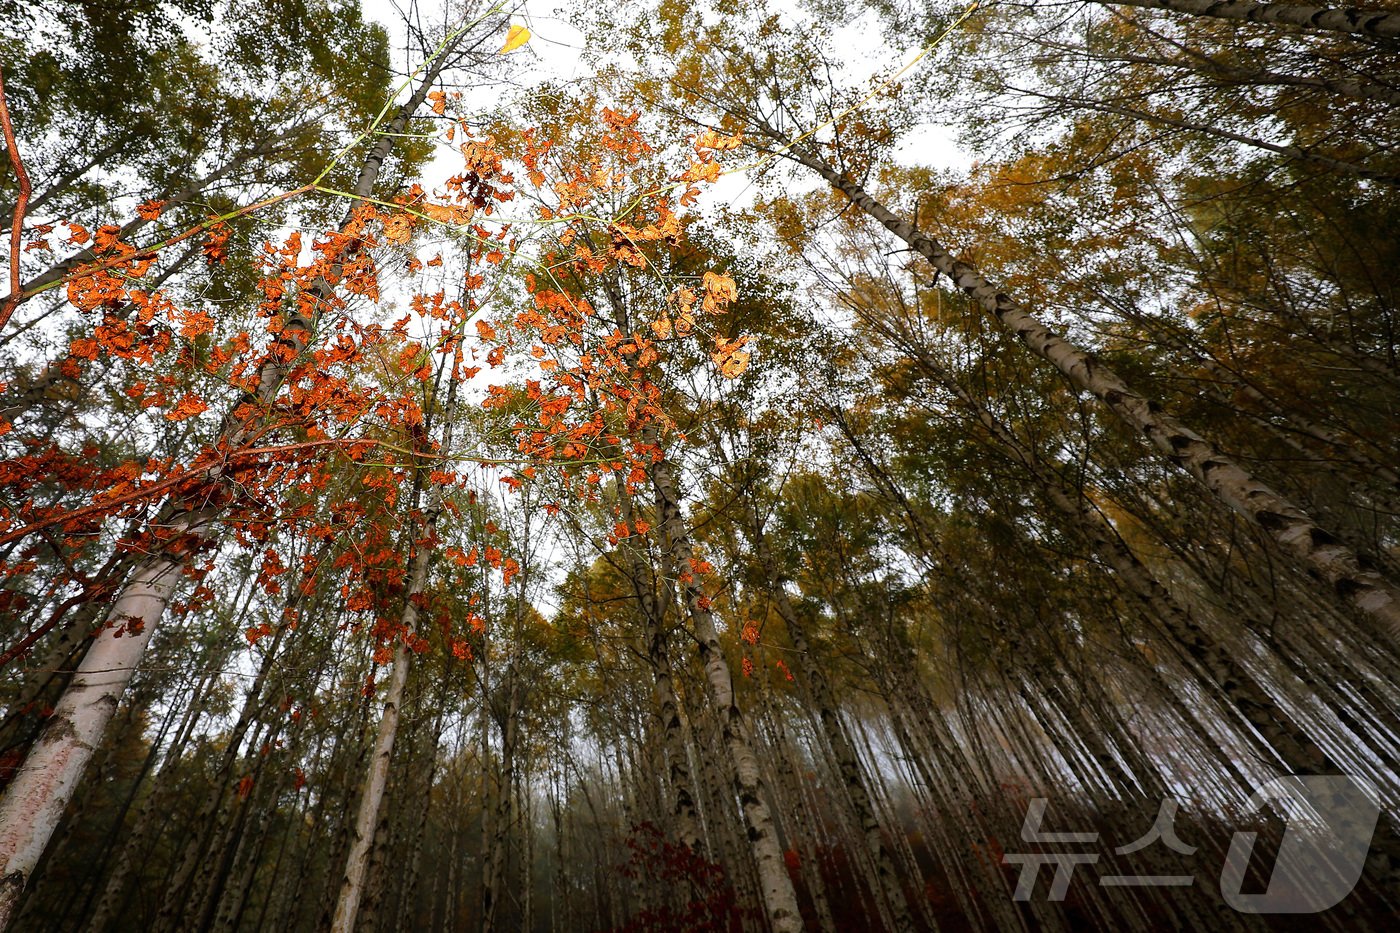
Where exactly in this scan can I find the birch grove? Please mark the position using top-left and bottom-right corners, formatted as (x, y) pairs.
(2, 0), (1399, 930)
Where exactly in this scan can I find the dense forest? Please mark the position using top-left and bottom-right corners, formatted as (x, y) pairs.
(1, 0), (1399, 930)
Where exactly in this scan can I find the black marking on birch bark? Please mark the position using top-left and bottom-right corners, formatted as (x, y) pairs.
(1335, 577), (1365, 598)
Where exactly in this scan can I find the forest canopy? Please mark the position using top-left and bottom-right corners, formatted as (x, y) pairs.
(1, 0), (1399, 930)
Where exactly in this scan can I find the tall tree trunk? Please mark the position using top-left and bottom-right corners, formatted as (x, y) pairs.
(480, 664), (522, 933)
(328, 466), (446, 933)
(85, 666), (218, 932)
(649, 449), (804, 933)
(611, 474), (705, 853)
(743, 502), (920, 932)
(1097, 0), (1400, 41)
(153, 611), (291, 932)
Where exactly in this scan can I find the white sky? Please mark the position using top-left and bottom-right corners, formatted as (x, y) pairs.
(358, 0), (969, 187)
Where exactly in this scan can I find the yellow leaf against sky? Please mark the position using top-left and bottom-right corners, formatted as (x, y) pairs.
(499, 24), (530, 54)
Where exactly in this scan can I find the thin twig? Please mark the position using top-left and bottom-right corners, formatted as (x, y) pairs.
(0, 65), (31, 332)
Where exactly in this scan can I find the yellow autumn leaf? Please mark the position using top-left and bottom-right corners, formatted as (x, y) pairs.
(711, 336), (751, 379)
(499, 24), (530, 54)
(383, 213), (413, 246)
(420, 202), (472, 225)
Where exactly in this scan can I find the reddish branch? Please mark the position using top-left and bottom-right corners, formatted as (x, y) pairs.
(0, 65), (31, 332)
(0, 580), (116, 672)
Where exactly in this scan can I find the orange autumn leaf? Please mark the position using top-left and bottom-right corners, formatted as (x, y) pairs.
(179, 309), (215, 339)
(711, 335), (751, 379)
(236, 774), (255, 800)
(420, 202), (472, 225)
(383, 213), (413, 245)
(203, 224), (230, 264)
(427, 90), (447, 115)
(701, 271), (737, 312)
(136, 199), (165, 220)
(696, 129), (743, 152)
(681, 161), (722, 184)
(166, 393), (209, 421)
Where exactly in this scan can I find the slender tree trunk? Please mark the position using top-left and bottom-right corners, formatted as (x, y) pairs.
(328, 483), (444, 933)
(745, 509), (920, 932)
(394, 677), (452, 931)
(481, 665), (522, 933)
(153, 610), (290, 932)
(596, 269), (801, 929)
(649, 450), (804, 933)
(85, 667), (217, 932)
(1096, 47), (1400, 107)
(757, 691), (841, 931)
(612, 475), (705, 853)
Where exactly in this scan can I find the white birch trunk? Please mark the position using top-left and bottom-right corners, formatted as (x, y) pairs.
(328, 637), (413, 933)
(0, 553), (180, 925)
(650, 453), (804, 933)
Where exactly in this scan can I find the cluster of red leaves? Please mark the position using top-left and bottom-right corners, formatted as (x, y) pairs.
(474, 114), (746, 522)
(0, 128), (522, 657)
(0, 111), (747, 676)
(613, 822), (756, 933)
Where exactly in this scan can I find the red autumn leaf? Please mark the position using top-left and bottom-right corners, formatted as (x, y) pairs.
(203, 224), (230, 264)
(179, 309), (215, 339)
(236, 774), (255, 800)
(166, 393), (209, 421)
